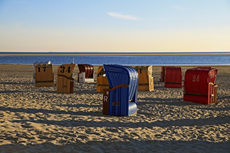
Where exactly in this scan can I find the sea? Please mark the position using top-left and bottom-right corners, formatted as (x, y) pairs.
(0, 52), (230, 66)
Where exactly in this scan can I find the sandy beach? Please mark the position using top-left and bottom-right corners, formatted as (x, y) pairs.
(0, 64), (229, 153)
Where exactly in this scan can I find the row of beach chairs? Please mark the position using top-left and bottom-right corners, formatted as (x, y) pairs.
(160, 66), (218, 105)
(33, 62), (154, 92)
(33, 62), (218, 116)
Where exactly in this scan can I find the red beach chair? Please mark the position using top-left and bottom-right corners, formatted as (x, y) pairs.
(183, 67), (218, 104)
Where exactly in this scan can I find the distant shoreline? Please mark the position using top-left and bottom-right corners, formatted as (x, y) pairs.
(1, 52), (230, 56)
(1, 64), (229, 67)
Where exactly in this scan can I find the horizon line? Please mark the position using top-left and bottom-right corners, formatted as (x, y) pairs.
(1, 52), (230, 56)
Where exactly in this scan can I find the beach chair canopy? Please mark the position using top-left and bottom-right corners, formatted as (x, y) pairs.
(103, 64), (138, 101)
(164, 66), (182, 88)
(134, 65), (152, 82)
(196, 67), (218, 83)
(134, 65), (154, 91)
(57, 64), (76, 78)
(78, 64), (94, 78)
(185, 67), (218, 95)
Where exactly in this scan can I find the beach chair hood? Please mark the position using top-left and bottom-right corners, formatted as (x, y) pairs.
(103, 64), (138, 101)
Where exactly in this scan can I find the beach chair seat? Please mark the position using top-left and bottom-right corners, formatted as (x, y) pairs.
(102, 64), (138, 116)
(184, 67), (218, 104)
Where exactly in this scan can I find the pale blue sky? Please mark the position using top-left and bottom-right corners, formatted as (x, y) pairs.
(0, 0), (230, 52)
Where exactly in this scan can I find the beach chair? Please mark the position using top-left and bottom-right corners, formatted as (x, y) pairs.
(184, 67), (218, 104)
(78, 64), (94, 83)
(134, 66), (154, 91)
(96, 66), (110, 92)
(33, 61), (51, 83)
(102, 64), (138, 116)
(56, 63), (76, 94)
(34, 63), (54, 87)
(164, 66), (182, 88)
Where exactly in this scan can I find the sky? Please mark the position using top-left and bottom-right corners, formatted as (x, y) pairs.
(0, 0), (230, 52)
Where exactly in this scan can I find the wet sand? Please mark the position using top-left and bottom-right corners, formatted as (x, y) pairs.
(0, 64), (229, 153)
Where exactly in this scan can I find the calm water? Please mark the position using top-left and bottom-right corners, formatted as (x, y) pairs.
(0, 52), (230, 66)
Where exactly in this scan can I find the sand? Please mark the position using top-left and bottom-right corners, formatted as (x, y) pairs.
(0, 64), (229, 153)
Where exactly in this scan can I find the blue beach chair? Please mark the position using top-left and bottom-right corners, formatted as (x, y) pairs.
(102, 64), (138, 116)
